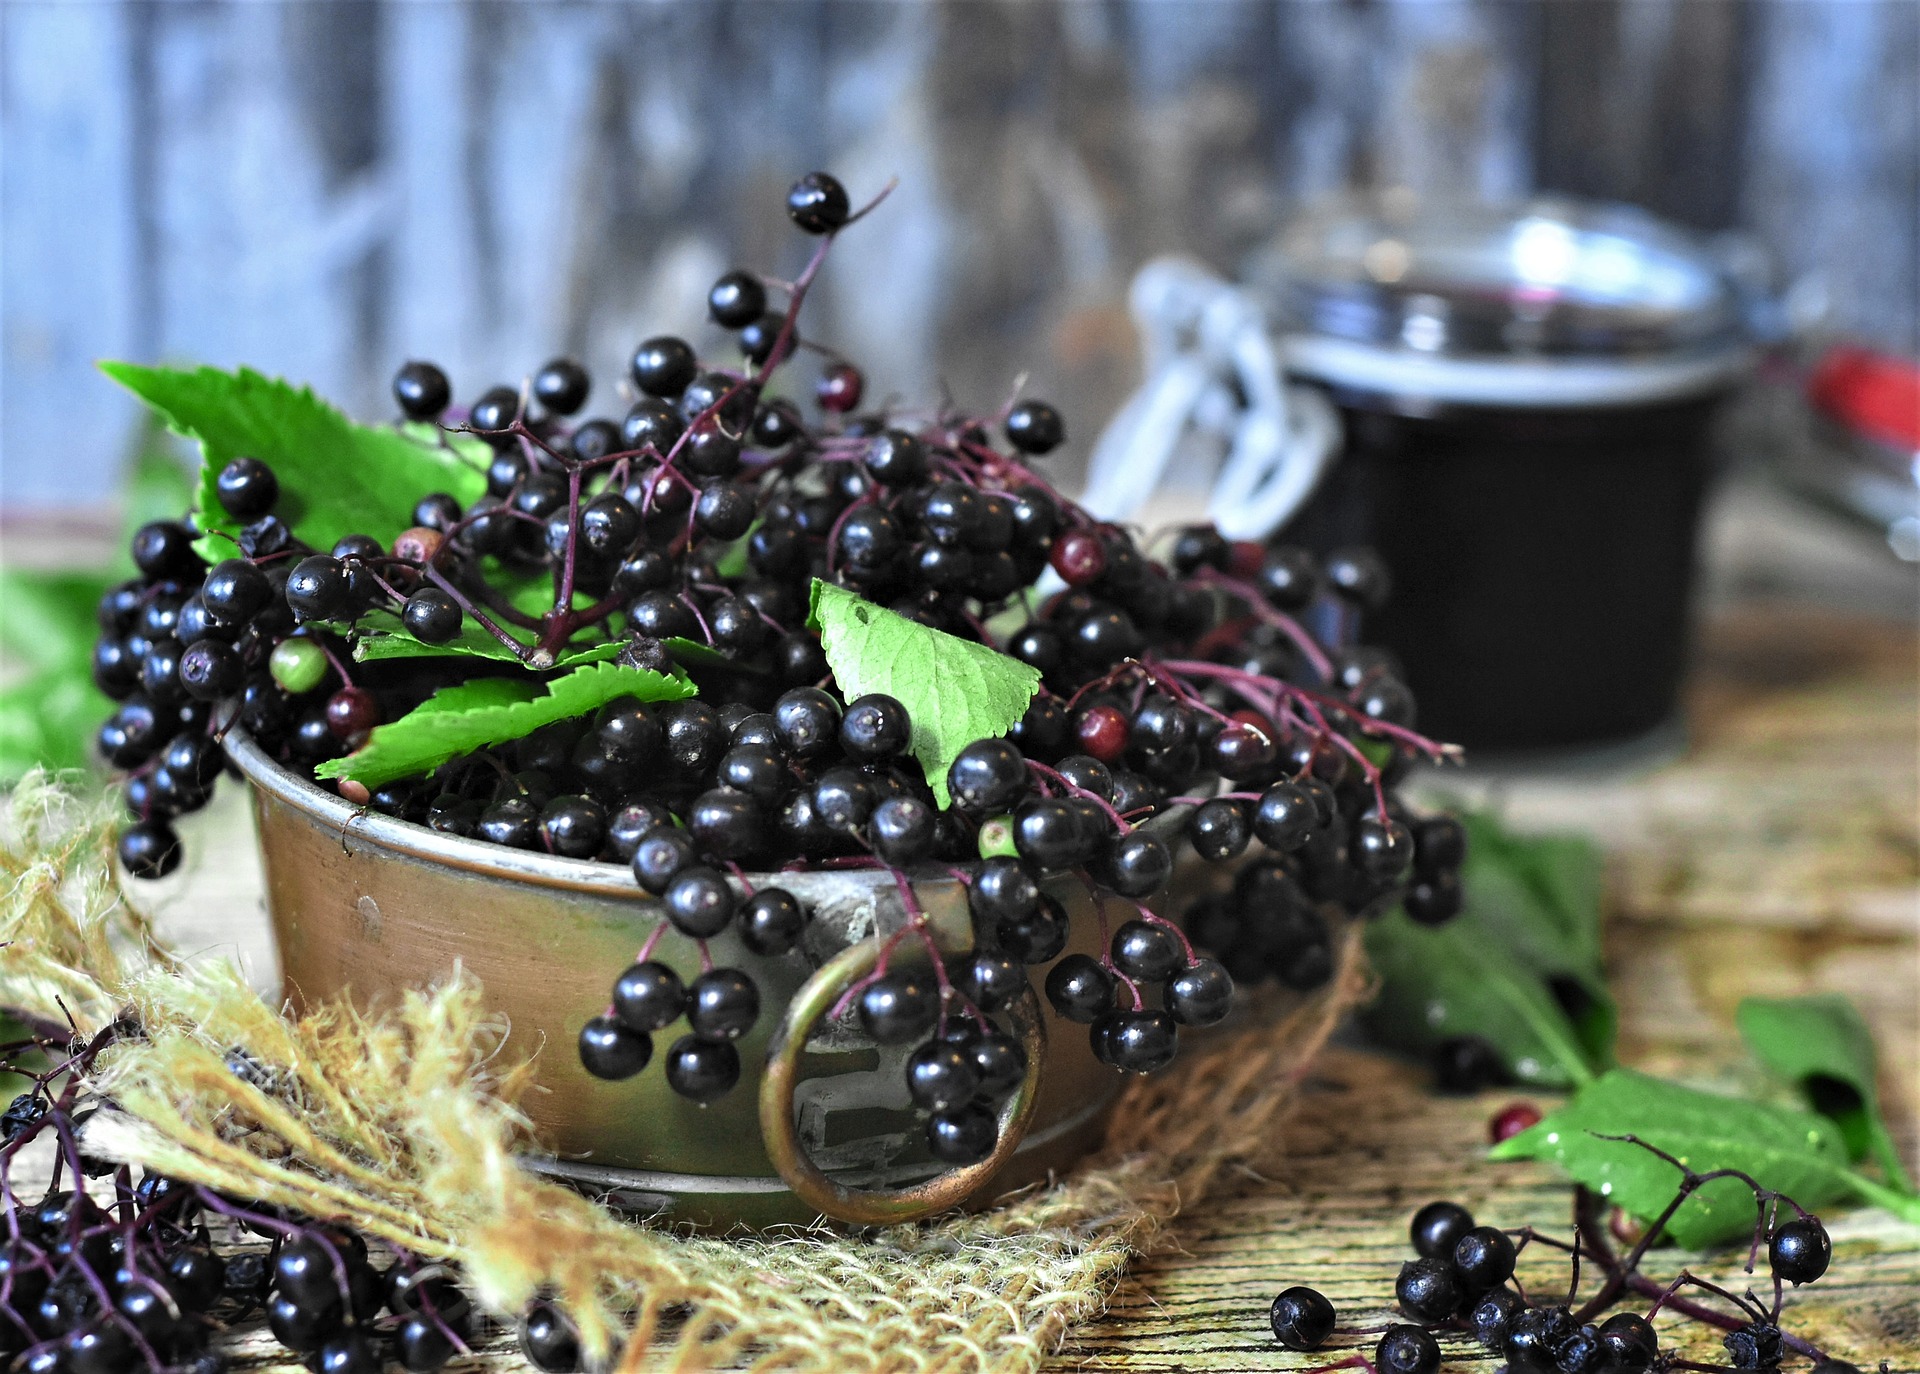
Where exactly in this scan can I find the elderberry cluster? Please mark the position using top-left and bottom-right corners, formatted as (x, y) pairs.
(87, 170), (1467, 1171)
(1268, 1183), (1865, 1374)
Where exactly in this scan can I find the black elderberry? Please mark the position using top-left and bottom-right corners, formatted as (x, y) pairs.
(527, 357), (588, 416)
(1469, 1287), (1524, 1349)
(388, 360), (451, 421)
(285, 555), (351, 621)
(1187, 798), (1250, 861)
(906, 1040), (980, 1113)
(688, 787), (767, 860)
(470, 379), (532, 435)
(1269, 1285), (1336, 1350)
(752, 398), (802, 448)
(773, 688), (842, 760)
(1375, 1325), (1440, 1374)
(1325, 547), (1391, 610)
(201, 557), (271, 625)
(945, 739), (1027, 814)
(952, 951), (1025, 1014)
(118, 819), (182, 879)
(964, 1028), (1027, 1102)
(1403, 871), (1463, 926)
(1597, 1313), (1658, 1374)
(1053, 754), (1113, 800)
(612, 961), (686, 1032)
(1109, 919), (1182, 983)
(718, 745), (787, 806)
(1044, 954), (1114, 1024)
(1557, 1325), (1609, 1374)
(787, 171), (851, 234)
(1013, 798), (1084, 871)
(214, 455), (282, 520)
(1353, 815), (1414, 881)
(1410, 1199), (1474, 1259)
(519, 1302), (582, 1374)
(1724, 1321), (1783, 1370)
(857, 970), (939, 1045)
(63, 1324), (134, 1374)
(865, 430), (928, 487)
(739, 888), (806, 956)
(707, 270), (767, 328)
(687, 968), (759, 1042)
(578, 1016), (651, 1080)
(870, 795), (937, 866)
(477, 797), (539, 849)
(131, 520), (201, 581)
(1452, 1224), (1517, 1290)
(663, 866), (736, 939)
(663, 1035), (740, 1103)
(178, 640), (244, 701)
(400, 587), (462, 645)
(396, 1314), (457, 1373)
(1098, 833), (1173, 898)
(628, 589), (697, 642)
(1103, 1009), (1178, 1074)
(812, 768), (875, 834)
(1004, 400), (1064, 455)
(926, 1102), (997, 1164)
(487, 448), (530, 497)
(1768, 1214), (1831, 1284)
(630, 336), (697, 400)
(838, 694), (910, 763)
(539, 795), (605, 859)
(1395, 1256), (1463, 1322)
(1413, 813), (1467, 874)
(1505, 1304), (1576, 1373)
(622, 399), (685, 458)
(968, 856), (1039, 924)
(1165, 958), (1233, 1027)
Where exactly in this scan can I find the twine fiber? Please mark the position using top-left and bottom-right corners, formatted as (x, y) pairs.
(0, 773), (1368, 1374)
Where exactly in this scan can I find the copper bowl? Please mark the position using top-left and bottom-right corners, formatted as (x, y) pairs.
(227, 729), (1265, 1230)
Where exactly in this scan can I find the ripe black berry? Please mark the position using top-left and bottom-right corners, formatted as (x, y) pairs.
(612, 961), (685, 1032)
(865, 430), (928, 487)
(215, 456), (281, 519)
(1452, 1224), (1517, 1290)
(631, 827), (696, 894)
(285, 555), (351, 621)
(1165, 958), (1233, 1027)
(734, 891), (803, 958)
(1269, 1285), (1336, 1350)
(996, 894), (1071, 964)
(857, 970), (939, 1045)
(519, 1301), (582, 1373)
(179, 640), (244, 701)
(1325, 547), (1391, 610)
(1099, 833), (1173, 898)
(840, 694), (911, 761)
(1469, 1287), (1524, 1349)
(869, 795), (937, 867)
(402, 587), (462, 644)
(630, 336), (697, 399)
(966, 1028), (1027, 1102)
(906, 1040), (979, 1113)
(952, 951), (1026, 1013)
(578, 1015), (651, 1080)
(1376, 1325), (1440, 1374)
(1353, 815), (1414, 880)
(686, 968), (759, 1042)
(787, 171), (851, 234)
(708, 271), (767, 328)
(1044, 954), (1113, 1024)
(926, 1102), (997, 1164)
(664, 1035), (739, 1102)
(1403, 872), (1463, 925)
(664, 867), (736, 938)
(1410, 1199), (1474, 1259)
(131, 521), (200, 581)
(948, 738), (1028, 814)
(1558, 1325), (1609, 1374)
(532, 357), (590, 415)
(773, 687), (842, 760)
(1103, 1009), (1178, 1073)
(1598, 1313), (1658, 1374)
(1504, 1304), (1576, 1373)
(468, 385), (522, 439)
(118, 820), (182, 879)
(1110, 919), (1182, 983)
(1768, 1214), (1831, 1285)
(1004, 400), (1064, 455)
(1395, 1256), (1462, 1322)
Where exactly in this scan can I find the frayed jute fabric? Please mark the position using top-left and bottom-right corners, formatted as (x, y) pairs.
(0, 774), (1368, 1373)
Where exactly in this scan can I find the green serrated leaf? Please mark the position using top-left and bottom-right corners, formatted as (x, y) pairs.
(99, 363), (487, 562)
(1487, 1069), (1900, 1246)
(807, 580), (1040, 807)
(1363, 909), (1598, 1089)
(315, 662), (695, 789)
(350, 611), (621, 670)
(1362, 813), (1613, 1086)
(398, 420), (494, 468)
(1738, 995), (1914, 1193)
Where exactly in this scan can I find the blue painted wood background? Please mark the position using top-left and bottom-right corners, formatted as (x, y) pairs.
(3, 0), (1915, 508)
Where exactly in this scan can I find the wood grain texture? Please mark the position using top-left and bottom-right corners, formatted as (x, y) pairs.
(4, 0), (1918, 507)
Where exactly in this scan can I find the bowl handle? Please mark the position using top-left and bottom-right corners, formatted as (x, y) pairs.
(758, 935), (1047, 1226)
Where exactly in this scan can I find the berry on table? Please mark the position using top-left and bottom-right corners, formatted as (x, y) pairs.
(1375, 1324), (1440, 1374)
(1452, 1224), (1517, 1290)
(1268, 1285), (1336, 1350)
(1768, 1214), (1831, 1284)
(1409, 1199), (1474, 1259)
(1395, 1256), (1463, 1322)
(1489, 1101), (1541, 1143)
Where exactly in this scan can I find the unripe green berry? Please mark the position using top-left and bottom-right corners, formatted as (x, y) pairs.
(977, 814), (1018, 859)
(269, 637), (329, 694)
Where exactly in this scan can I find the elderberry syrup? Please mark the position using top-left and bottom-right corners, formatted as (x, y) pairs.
(1251, 195), (1753, 753)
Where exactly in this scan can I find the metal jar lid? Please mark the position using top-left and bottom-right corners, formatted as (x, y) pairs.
(1248, 191), (1754, 409)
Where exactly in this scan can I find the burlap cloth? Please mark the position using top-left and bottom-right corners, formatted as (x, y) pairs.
(0, 773), (1368, 1374)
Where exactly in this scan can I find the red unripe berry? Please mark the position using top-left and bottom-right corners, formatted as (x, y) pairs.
(1049, 531), (1107, 586)
(392, 526), (444, 565)
(1489, 1102), (1541, 1143)
(325, 686), (381, 741)
(1074, 704), (1130, 763)
(817, 363), (864, 413)
(1228, 540), (1266, 579)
